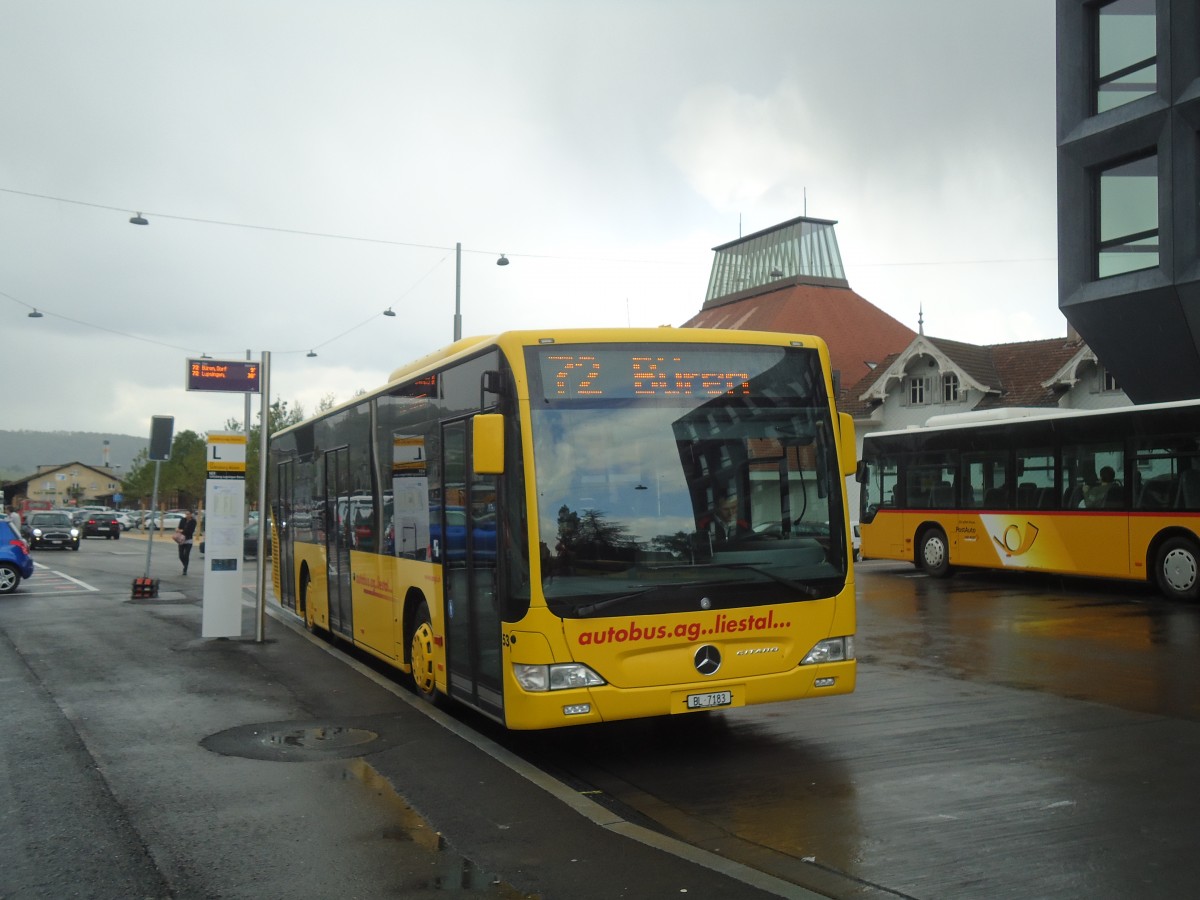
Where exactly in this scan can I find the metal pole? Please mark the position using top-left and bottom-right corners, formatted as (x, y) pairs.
(254, 350), (271, 642)
(244, 350), (252, 467)
(453, 241), (462, 341)
(143, 460), (161, 577)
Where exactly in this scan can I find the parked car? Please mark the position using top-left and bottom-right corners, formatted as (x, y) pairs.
(163, 512), (187, 532)
(0, 520), (34, 593)
(146, 512), (187, 532)
(113, 512), (136, 531)
(81, 511), (121, 540)
(22, 511), (81, 550)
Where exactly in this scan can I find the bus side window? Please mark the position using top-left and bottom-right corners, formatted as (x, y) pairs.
(1176, 469), (1200, 508)
(1102, 482), (1126, 508)
(930, 482), (953, 508)
(1017, 482), (1037, 508)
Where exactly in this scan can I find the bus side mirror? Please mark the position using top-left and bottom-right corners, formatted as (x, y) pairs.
(473, 414), (505, 474)
(838, 412), (857, 477)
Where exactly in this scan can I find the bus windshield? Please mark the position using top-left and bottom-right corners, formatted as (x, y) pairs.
(527, 343), (847, 617)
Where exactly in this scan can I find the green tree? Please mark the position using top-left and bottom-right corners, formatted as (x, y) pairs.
(118, 431), (206, 509)
(161, 430), (207, 509)
(120, 448), (154, 506)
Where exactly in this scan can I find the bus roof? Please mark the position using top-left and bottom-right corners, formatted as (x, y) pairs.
(863, 397), (1200, 440)
(274, 326), (834, 439)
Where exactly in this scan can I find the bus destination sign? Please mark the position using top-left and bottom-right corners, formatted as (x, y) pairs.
(186, 359), (261, 394)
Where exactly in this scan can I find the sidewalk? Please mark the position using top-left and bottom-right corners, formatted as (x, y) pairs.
(0, 554), (812, 899)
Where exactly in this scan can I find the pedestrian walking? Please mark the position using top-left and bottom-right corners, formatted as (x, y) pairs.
(176, 511), (198, 575)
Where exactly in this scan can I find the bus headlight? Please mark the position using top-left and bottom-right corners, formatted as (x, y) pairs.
(513, 663), (606, 692)
(801, 636), (855, 665)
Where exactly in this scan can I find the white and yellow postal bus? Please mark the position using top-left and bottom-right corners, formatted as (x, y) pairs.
(857, 399), (1200, 601)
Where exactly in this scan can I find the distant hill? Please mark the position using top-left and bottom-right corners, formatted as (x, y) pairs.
(0, 431), (148, 483)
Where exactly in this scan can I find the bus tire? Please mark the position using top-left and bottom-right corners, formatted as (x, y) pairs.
(917, 526), (951, 578)
(408, 601), (439, 704)
(1155, 536), (1200, 601)
(300, 568), (315, 632)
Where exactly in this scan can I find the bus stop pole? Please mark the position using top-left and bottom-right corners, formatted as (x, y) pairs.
(143, 460), (161, 578)
(254, 351), (271, 643)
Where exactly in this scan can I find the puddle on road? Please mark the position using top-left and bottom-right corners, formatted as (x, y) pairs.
(344, 759), (539, 899)
(266, 724), (378, 751)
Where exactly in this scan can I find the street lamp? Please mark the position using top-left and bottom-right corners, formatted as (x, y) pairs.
(454, 242), (463, 341)
(454, 243), (510, 341)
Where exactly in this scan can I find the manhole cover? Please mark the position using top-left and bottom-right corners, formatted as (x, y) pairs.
(201, 719), (395, 762)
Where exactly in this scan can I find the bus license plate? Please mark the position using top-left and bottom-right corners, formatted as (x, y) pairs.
(686, 690), (732, 710)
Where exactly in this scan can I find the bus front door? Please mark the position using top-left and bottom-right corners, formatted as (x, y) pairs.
(441, 418), (503, 719)
(275, 459), (297, 614)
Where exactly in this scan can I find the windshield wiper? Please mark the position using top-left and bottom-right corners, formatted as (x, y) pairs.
(574, 589), (657, 617)
(708, 563), (822, 598)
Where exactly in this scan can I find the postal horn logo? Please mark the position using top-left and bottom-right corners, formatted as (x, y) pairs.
(991, 521), (1040, 558)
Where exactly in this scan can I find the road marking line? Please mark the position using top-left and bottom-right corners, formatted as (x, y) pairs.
(42, 568), (98, 591)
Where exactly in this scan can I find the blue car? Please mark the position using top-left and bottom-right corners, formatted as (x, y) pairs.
(0, 519), (35, 594)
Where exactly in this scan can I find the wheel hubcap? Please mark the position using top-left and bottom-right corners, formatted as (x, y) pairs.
(924, 538), (945, 567)
(1163, 548), (1197, 592)
(411, 622), (434, 695)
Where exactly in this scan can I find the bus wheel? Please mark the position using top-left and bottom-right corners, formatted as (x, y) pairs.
(1155, 537), (1200, 601)
(917, 527), (951, 578)
(409, 602), (438, 703)
(300, 571), (317, 633)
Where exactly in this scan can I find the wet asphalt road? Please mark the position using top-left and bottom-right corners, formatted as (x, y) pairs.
(4, 535), (1199, 898)
(498, 560), (1200, 898)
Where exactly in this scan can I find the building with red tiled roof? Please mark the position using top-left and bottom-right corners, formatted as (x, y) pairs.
(685, 215), (1130, 432)
(682, 216), (916, 392)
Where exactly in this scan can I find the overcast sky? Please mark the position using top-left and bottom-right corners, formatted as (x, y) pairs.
(1, 0), (1058, 441)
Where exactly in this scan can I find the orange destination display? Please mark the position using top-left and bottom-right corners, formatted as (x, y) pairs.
(186, 359), (260, 393)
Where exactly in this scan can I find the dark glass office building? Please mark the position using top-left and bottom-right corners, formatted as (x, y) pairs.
(1057, 0), (1200, 401)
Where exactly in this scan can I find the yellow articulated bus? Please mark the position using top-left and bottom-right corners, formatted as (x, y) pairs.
(269, 328), (858, 729)
(856, 399), (1200, 601)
